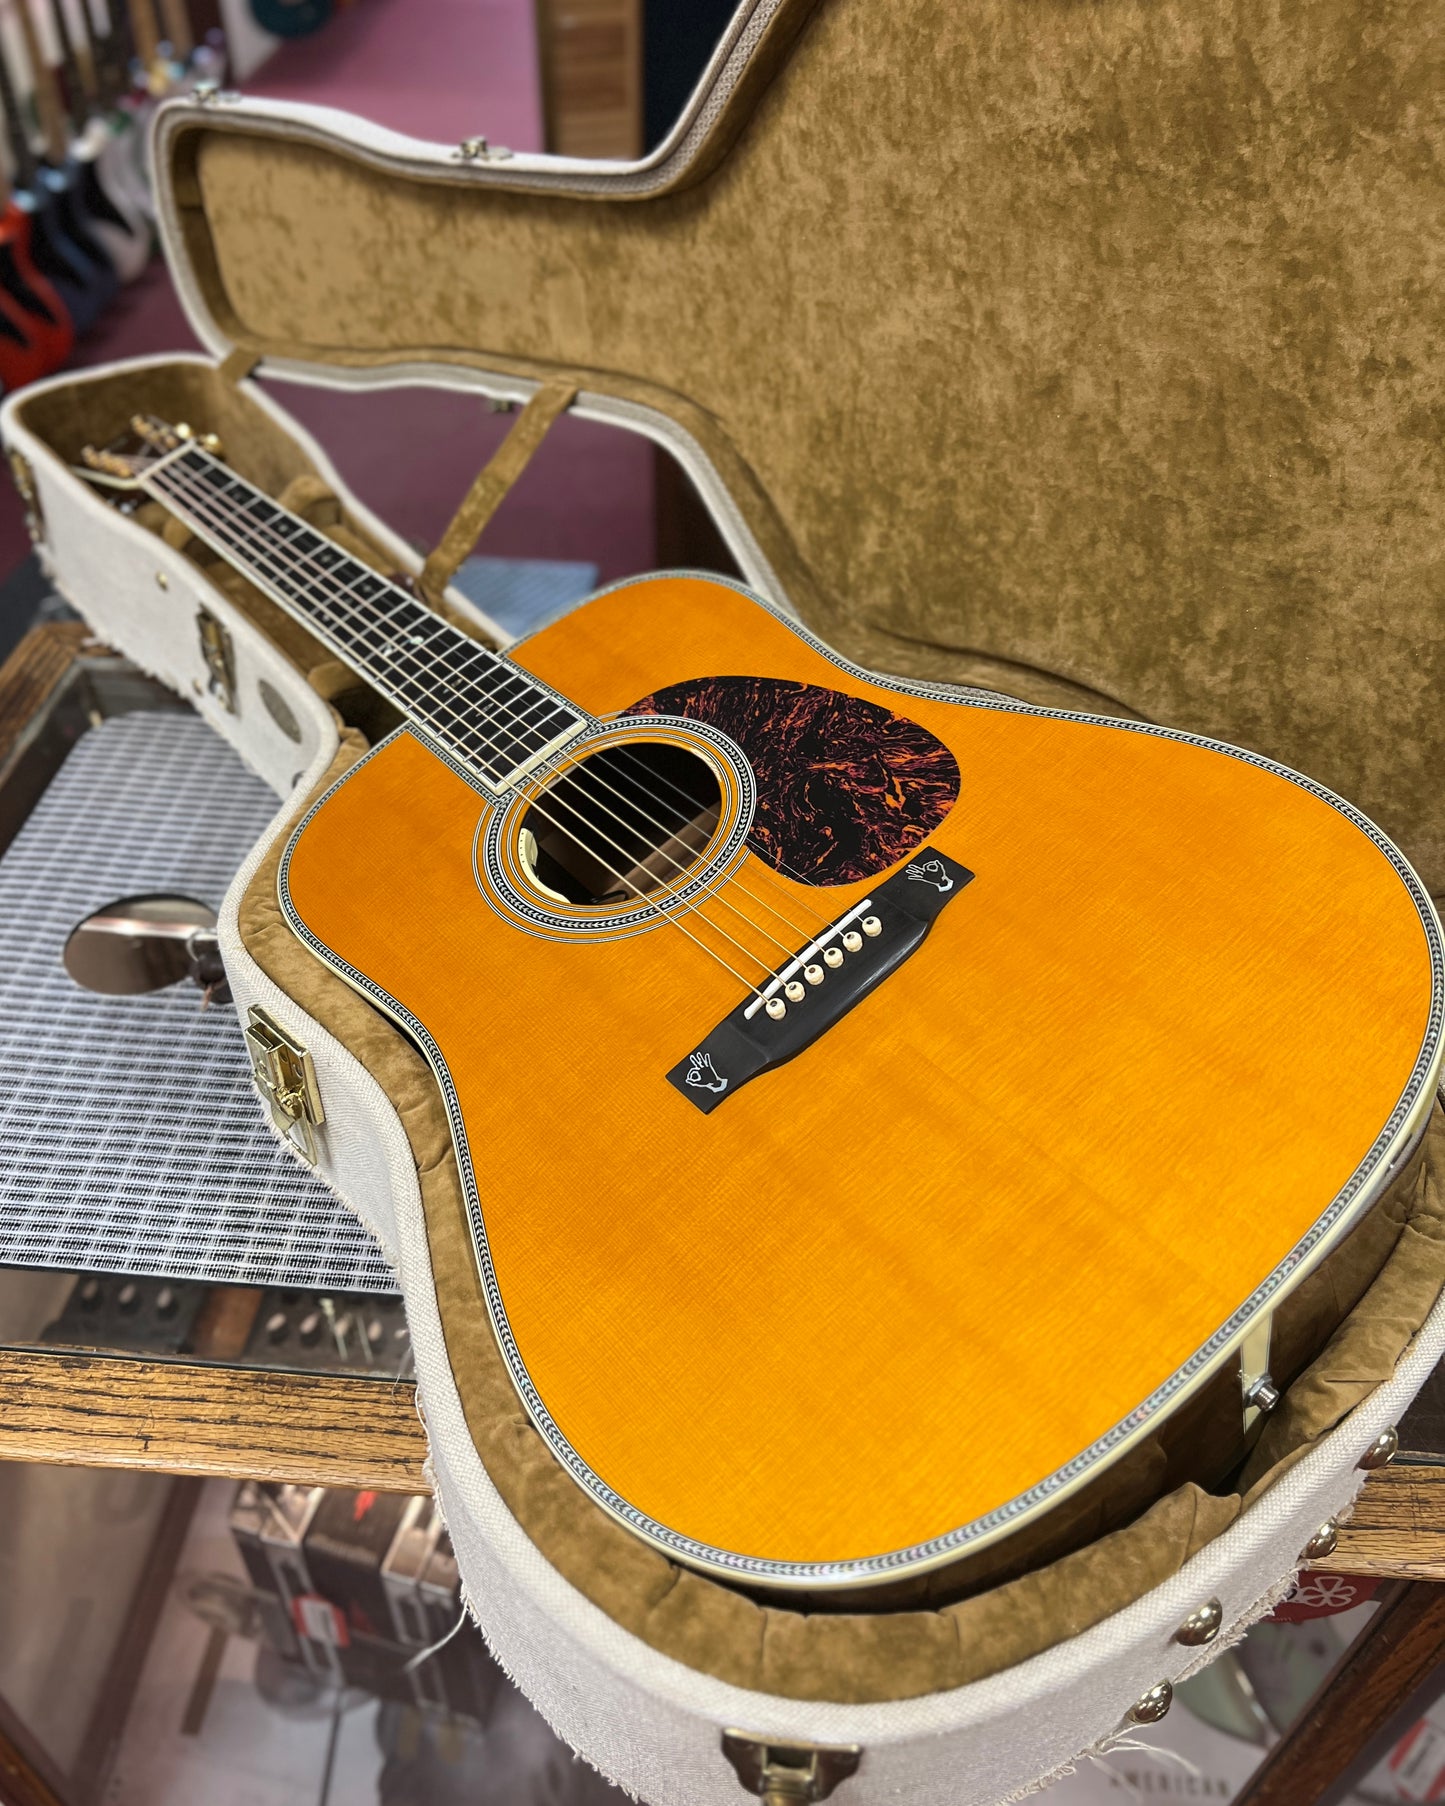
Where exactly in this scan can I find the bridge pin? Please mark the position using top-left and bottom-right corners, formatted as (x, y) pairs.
(784, 980), (805, 1002)
(804, 964), (824, 985)
(824, 947), (844, 969)
(765, 997), (787, 1020)
(842, 930), (863, 953)
(862, 916), (882, 937)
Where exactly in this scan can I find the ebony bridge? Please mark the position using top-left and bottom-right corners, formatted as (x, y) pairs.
(667, 848), (974, 1112)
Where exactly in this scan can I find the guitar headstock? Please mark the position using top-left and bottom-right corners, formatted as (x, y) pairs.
(76, 415), (224, 489)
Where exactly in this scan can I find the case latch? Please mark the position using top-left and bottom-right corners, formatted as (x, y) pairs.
(197, 606), (237, 714)
(721, 1732), (861, 1804)
(244, 1006), (325, 1165)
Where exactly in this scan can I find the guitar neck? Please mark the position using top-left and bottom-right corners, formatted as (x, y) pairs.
(13, 0), (70, 163)
(0, 26), (39, 187)
(48, 0), (94, 130)
(142, 445), (586, 790)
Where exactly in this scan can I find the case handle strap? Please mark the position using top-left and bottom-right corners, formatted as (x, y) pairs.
(418, 379), (578, 609)
(218, 347), (262, 386)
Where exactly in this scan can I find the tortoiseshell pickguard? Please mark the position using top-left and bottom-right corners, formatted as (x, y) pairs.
(621, 675), (960, 885)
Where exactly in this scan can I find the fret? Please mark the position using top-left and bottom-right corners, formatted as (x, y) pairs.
(147, 448), (586, 788)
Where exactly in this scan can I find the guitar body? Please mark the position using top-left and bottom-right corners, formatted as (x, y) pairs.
(15, 186), (97, 335)
(278, 572), (1438, 1588)
(0, 205), (74, 369)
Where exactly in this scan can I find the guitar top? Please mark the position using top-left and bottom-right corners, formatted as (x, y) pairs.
(84, 423), (1445, 1591)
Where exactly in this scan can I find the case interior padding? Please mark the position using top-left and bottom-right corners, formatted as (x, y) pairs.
(161, 0), (1445, 892)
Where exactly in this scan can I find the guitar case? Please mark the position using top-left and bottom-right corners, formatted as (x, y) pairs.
(6, 1), (1445, 1796)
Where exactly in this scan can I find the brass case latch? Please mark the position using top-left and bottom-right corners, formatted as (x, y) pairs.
(721, 1732), (861, 1805)
(244, 1005), (325, 1165)
(196, 606), (237, 714)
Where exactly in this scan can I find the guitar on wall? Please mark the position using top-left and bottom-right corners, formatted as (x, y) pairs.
(79, 416), (1445, 1594)
(4, 0), (117, 331)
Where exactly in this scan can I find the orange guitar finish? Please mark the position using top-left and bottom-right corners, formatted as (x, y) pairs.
(282, 574), (1439, 1582)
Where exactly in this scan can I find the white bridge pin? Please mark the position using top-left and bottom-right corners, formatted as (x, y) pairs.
(804, 964), (824, 985)
(824, 946), (845, 969)
(862, 916), (882, 937)
(784, 980), (806, 1002)
(766, 997), (787, 1020)
(842, 930), (863, 953)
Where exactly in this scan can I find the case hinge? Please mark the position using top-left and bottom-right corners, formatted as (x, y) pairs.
(721, 1732), (861, 1805)
(456, 135), (514, 162)
(197, 606), (237, 714)
(244, 1006), (325, 1165)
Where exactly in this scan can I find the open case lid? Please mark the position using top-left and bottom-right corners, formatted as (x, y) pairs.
(151, 0), (1445, 890)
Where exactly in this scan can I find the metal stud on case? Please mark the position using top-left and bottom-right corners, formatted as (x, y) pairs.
(1125, 1680), (1174, 1725)
(1358, 1427), (1399, 1470)
(1301, 1519), (1339, 1562)
(1173, 1598), (1223, 1647)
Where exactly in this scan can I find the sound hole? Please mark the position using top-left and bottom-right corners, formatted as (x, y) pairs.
(519, 741), (722, 906)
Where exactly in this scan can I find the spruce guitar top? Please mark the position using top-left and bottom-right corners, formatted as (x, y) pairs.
(82, 418), (1445, 1594)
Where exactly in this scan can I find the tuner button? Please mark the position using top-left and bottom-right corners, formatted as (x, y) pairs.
(842, 930), (863, 953)
(765, 998), (787, 1021)
(862, 916), (882, 937)
(784, 981), (805, 1002)
(824, 946), (844, 969)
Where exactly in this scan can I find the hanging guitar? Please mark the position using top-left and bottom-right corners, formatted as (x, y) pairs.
(0, 162), (72, 374)
(46, 0), (150, 282)
(0, 12), (96, 339)
(6, 0), (116, 329)
(78, 415), (1445, 1594)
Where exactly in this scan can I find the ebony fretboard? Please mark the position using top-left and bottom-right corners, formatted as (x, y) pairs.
(146, 445), (585, 790)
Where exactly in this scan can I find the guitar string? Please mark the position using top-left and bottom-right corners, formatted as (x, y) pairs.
(155, 460), (571, 759)
(604, 742), (839, 898)
(152, 463), (810, 975)
(148, 460), (801, 999)
(155, 450), (837, 932)
(154, 451), (837, 941)
(153, 456), (836, 959)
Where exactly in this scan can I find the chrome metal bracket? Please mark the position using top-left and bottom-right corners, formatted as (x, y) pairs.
(196, 606), (237, 715)
(244, 1006), (325, 1165)
(721, 1731), (861, 1804)
(1240, 1313), (1278, 1437)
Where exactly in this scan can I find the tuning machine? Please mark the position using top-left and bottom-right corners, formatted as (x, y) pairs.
(129, 416), (224, 458)
(80, 445), (138, 480)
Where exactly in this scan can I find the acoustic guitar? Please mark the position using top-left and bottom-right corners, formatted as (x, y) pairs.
(46, 0), (151, 282)
(81, 416), (1445, 1595)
